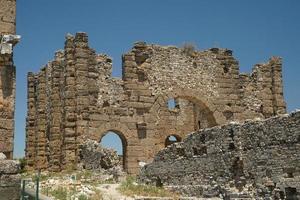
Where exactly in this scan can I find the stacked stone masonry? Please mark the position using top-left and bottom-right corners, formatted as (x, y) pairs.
(26, 32), (286, 174)
(139, 111), (300, 199)
(0, 156), (21, 200)
(0, 0), (18, 159)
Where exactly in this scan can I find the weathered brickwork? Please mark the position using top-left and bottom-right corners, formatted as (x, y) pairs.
(26, 32), (286, 174)
(139, 111), (300, 199)
(0, 155), (21, 200)
(0, 0), (16, 35)
(0, 0), (18, 159)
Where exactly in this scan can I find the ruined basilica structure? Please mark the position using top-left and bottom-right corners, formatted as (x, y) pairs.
(25, 32), (286, 174)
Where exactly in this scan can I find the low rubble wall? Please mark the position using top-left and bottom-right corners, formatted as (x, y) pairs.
(139, 112), (300, 199)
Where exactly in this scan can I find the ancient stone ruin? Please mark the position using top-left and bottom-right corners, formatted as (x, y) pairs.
(79, 139), (121, 170)
(139, 111), (300, 199)
(0, 1), (21, 199)
(0, 153), (21, 200)
(0, 0), (19, 159)
(25, 32), (286, 174)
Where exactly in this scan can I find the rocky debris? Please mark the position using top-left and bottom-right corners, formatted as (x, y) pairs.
(139, 111), (300, 199)
(0, 152), (6, 160)
(79, 139), (121, 170)
(0, 159), (20, 174)
(24, 169), (128, 200)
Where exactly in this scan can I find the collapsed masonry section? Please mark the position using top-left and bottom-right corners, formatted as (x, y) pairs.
(139, 111), (300, 199)
(25, 32), (286, 174)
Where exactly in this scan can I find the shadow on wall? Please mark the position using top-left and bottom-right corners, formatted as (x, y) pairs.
(0, 65), (14, 98)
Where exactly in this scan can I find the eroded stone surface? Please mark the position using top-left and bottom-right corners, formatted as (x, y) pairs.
(0, 0), (18, 160)
(25, 32), (286, 174)
(139, 111), (300, 199)
(0, 159), (21, 200)
(0, 0), (16, 34)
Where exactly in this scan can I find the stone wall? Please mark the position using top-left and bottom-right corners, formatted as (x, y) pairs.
(0, 0), (19, 159)
(139, 111), (300, 199)
(0, 0), (16, 35)
(0, 154), (21, 200)
(25, 32), (286, 174)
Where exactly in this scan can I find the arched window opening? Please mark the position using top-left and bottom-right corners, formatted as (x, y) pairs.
(168, 98), (179, 110)
(100, 131), (127, 170)
(165, 135), (181, 147)
(166, 95), (217, 131)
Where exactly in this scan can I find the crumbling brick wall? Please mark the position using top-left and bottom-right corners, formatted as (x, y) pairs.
(25, 32), (286, 174)
(0, 0), (18, 159)
(139, 111), (300, 199)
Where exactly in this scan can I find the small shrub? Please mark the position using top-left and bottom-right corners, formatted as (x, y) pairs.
(182, 43), (197, 57)
(78, 194), (88, 200)
(18, 158), (27, 173)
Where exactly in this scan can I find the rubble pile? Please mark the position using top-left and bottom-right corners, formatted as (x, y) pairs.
(79, 139), (121, 170)
(139, 111), (300, 199)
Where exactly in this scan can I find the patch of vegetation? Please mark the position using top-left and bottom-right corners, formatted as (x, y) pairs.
(78, 194), (88, 200)
(101, 177), (115, 184)
(89, 189), (104, 200)
(182, 42), (197, 57)
(118, 176), (178, 198)
(48, 187), (68, 200)
(77, 170), (93, 180)
(18, 157), (27, 173)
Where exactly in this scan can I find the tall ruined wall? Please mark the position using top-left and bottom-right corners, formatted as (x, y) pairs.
(139, 111), (300, 199)
(26, 32), (286, 174)
(0, 0), (19, 159)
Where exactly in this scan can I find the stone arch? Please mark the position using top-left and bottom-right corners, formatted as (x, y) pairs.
(173, 95), (217, 129)
(149, 89), (220, 152)
(99, 130), (127, 170)
(89, 122), (138, 173)
(150, 88), (219, 129)
(166, 88), (219, 126)
(165, 134), (182, 147)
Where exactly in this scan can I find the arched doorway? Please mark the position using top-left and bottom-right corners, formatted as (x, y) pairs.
(99, 130), (127, 170)
(165, 135), (182, 147)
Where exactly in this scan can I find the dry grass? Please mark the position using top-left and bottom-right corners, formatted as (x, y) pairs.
(118, 176), (178, 198)
(182, 42), (197, 57)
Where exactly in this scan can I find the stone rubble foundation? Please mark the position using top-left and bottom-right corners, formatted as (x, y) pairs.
(139, 111), (300, 199)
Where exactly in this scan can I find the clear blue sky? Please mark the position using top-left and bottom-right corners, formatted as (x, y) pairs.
(13, 0), (300, 158)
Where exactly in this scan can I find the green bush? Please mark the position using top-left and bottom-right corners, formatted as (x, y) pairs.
(18, 157), (27, 173)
